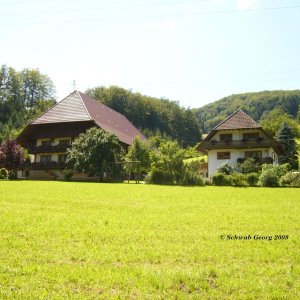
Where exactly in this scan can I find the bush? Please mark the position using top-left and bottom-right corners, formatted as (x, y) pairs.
(274, 163), (291, 178)
(228, 173), (248, 187)
(145, 170), (174, 185)
(212, 173), (231, 186)
(237, 158), (260, 174)
(217, 163), (234, 175)
(204, 179), (212, 186)
(63, 169), (73, 181)
(184, 160), (202, 174)
(7, 170), (17, 180)
(246, 173), (259, 186)
(180, 170), (204, 186)
(0, 168), (8, 179)
(259, 167), (279, 187)
(280, 172), (300, 187)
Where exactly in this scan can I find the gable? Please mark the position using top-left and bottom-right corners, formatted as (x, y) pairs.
(31, 92), (91, 124)
(213, 109), (260, 131)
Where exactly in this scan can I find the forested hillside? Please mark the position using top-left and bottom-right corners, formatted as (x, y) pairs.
(0, 65), (201, 147)
(86, 86), (201, 146)
(193, 90), (300, 133)
(0, 65), (55, 142)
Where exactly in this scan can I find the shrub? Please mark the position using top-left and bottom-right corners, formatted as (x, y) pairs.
(0, 168), (8, 179)
(7, 170), (17, 180)
(274, 163), (291, 178)
(63, 169), (73, 181)
(180, 170), (204, 186)
(184, 160), (202, 174)
(204, 178), (212, 186)
(246, 173), (259, 186)
(237, 158), (260, 174)
(217, 163), (234, 175)
(228, 173), (248, 187)
(259, 167), (279, 187)
(280, 172), (300, 187)
(212, 173), (231, 186)
(145, 170), (174, 185)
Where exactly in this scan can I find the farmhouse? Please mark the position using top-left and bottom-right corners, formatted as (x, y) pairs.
(16, 91), (146, 179)
(199, 109), (284, 177)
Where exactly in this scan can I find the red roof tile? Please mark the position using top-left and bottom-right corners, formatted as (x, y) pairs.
(29, 91), (146, 145)
(213, 109), (261, 130)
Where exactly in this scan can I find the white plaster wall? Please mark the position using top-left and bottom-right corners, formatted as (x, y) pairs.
(208, 147), (277, 177)
(208, 149), (240, 176)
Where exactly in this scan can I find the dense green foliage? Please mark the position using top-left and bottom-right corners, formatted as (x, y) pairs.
(277, 122), (299, 169)
(0, 65), (56, 143)
(66, 127), (121, 179)
(86, 86), (201, 146)
(260, 108), (300, 137)
(147, 140), (185, 184)
(125, 137), (150, 174)
(1, 181), (299, 299)
(192, 90), (300, 133)
(280, 171), (300, 187)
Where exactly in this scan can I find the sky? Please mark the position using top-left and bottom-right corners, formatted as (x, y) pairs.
(1, 0), (300, 108)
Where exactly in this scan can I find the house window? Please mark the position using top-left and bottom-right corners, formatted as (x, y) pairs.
(40, 155), (52, 163)
(220, 134), (232, 142)
(243, 133), (259, 140)
(244, 151), (262, 159)
(41, 140), (51, 146)
(59, 139), (71, 146)
(217, 152), (231, 160)
(58, 154), (67, 163)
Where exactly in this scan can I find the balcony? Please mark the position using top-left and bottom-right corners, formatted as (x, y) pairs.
(199, 138), (279, 151)
(22, 161), (66, 170)
(29, 144), (71, 154)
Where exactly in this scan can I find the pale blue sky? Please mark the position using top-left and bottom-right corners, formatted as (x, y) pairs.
(1, 0), (300, 107)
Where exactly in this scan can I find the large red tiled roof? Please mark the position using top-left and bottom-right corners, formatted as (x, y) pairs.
(30, 91), (146, 145)
(213, 109), (261, 130)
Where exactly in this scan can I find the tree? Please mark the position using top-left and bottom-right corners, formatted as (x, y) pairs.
(150, 140), (185, 183)
(260, 108), (299, 137)
(125, 137), (150, 174)
(21, 68), (55, 108)
(0, 65), (56, 143)
(277, 122), (299, 169)
(0, 140), (25, 179)
(66, 127), (121, 179)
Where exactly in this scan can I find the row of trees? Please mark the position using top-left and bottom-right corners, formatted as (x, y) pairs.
(62, 127), (203, 185)
(0, 65), (56, 143)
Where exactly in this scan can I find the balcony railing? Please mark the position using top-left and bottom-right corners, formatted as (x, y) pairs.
(200, 138), (278, 150)
(22, 161), (66, 170)
(29, 144), (71, 154)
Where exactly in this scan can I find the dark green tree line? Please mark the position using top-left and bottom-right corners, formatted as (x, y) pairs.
(86, 86), (201, 147)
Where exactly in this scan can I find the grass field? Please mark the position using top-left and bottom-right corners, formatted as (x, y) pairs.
(0, 181), (299, 299)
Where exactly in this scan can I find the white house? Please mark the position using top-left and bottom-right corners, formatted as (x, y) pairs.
(199, 109), (284, 177)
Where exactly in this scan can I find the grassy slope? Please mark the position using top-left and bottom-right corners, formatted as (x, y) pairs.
(0, 182), (299, 299)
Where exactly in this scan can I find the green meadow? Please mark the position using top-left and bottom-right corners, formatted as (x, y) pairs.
(0, 181), (299, 299)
